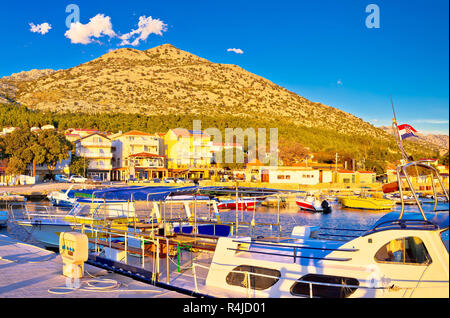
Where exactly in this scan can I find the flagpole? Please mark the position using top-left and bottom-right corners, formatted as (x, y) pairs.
(390, 96), (409, 162)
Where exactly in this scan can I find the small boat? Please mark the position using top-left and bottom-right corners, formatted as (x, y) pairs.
(47, 185), (76, 207)
(296, 196), (331, 213)
(14, 200), (136, 248)
(261, 196), (287, 208)
(340, 196), (395, 210)
(217, 198), (257, 210)
(0, 210), (8, 227)
(0, 192), (26, 202)
(384, 193), (417, 205)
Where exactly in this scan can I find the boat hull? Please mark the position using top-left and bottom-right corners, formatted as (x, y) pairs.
(296, 200), (331, 213)
(340, 197), (394, 210)
(217, 201), (257, 210)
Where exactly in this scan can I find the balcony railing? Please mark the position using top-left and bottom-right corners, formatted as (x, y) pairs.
(78, 141), (112, 147)
(78, 152), (113, 159)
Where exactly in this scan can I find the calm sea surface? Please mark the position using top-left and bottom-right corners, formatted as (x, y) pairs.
(1, 199), (448, 247)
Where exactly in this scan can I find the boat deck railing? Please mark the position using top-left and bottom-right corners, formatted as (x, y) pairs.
(396, 160), (449, 220)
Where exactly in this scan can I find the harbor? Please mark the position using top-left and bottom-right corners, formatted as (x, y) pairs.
(0, 0), (448, 303)
(1, 161), (448, 298)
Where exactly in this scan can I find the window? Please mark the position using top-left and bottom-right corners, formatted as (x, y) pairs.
(226, 265), (281, 291)
(277, 175), (285, 180)
(375, 237), (431, 265)
(441, 230), (449, 253)
(290, 274), (359, 298)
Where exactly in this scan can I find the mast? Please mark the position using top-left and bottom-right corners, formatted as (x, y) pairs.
(390, 96), (410, 162)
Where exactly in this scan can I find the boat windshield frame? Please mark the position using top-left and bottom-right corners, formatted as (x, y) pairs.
(396, 160), (449, 221)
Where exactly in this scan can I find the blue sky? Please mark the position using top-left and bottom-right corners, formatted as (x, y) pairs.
(0, 0), (448, 135)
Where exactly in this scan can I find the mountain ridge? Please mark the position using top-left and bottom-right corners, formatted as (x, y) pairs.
(0, 44), (387, 138)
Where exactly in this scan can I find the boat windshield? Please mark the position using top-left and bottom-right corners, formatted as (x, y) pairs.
(67, 204), (92, 218)
(441, 229), (449, 253)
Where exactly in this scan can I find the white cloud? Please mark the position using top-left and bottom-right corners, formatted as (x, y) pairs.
(119, 16), (167, 46)
(65, 14), (116, 45)
(337, 79), (343, 85)
(227, 48), (244, 54)
(29, 22), (52, 35)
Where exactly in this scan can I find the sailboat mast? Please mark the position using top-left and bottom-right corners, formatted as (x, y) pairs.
(390, 96), (409, 162)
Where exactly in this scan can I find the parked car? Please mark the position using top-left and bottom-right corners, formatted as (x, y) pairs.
(54, 175), (69, 183)
(89, 176), (102, 184)
(176, 178), (187, 184)
(163, 178), (176, 183)
(151, 178), (161, 183)
(69, 175), (87, 183)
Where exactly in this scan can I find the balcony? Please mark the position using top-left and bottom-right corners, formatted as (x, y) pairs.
(88, 162), (113, 170)
(78, 152), (113, 159)
(78, 141), (112, 148)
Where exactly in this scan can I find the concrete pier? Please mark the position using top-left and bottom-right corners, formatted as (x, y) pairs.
(0, 234), (189, 298)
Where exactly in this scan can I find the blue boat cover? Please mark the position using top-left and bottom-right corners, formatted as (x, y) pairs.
(69, 186), (199, 202)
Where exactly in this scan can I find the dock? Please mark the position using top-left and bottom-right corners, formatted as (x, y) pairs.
(0, 234), (190, 298)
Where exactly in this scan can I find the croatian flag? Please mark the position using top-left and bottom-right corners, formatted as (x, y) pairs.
(397, 124), (418, 140)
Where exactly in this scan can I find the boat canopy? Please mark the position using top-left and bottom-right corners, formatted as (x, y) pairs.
(365, 211), (449, 236)
(70, 186), (199, 202)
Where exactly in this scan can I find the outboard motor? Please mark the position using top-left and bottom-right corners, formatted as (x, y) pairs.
(321, 200), (332, 214)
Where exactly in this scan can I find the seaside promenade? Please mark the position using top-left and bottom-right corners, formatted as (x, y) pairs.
(0, 233), (189, 298)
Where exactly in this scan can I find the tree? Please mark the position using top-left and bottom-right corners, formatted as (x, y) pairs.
(5, 157), (27, 184)
(278, 138), (310, 165)
(69, 155), (89, 177)
(34, 129), (72, 176)
(0, 128), (72, 177)
(442, 152), (449, 167)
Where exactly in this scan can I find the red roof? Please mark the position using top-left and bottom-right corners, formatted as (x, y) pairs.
(123, 130), (153, 136)
(129, 152), (166, 158)
(338, 170), (355, 174)
(358, 171), (375, 174)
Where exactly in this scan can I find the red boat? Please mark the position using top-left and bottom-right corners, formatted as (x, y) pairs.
(296, 197), (332, 213)
(217, 199), (257, 210)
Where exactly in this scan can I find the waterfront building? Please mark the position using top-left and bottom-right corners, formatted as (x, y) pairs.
(111, 130), (167, 181)
(74, 133), (113, 181)
(356, 171), (377, 184)
(164, 128), (213, 179)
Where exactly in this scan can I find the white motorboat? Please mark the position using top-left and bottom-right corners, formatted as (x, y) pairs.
(204, 211), (448, 298)
(296, 196), (331, 213)
(47, 185), (76, 207)
(14, 200), (137, 248)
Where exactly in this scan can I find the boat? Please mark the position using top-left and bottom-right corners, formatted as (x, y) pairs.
(0, 210), (8, 227)
(14, 199), (136, 248)
(296, 196), (331, 213)
(216, 198), (258, 210)
(0, 192), (26, 203)
(340, 194), (395, 210)
(47, 185), (76, 207)
(203, 211), (448, 298)
(261, 196), (287, 208)
(384, 193), (417, 205)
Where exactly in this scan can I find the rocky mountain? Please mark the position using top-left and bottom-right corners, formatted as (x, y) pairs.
(0, 44), (388, 138)
(2, 69), (56, 81)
